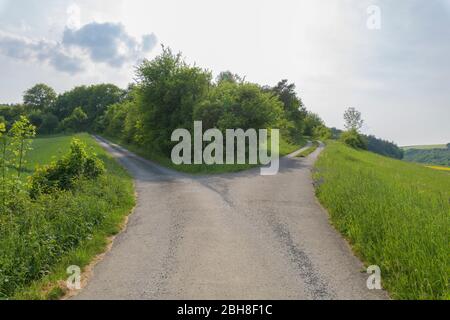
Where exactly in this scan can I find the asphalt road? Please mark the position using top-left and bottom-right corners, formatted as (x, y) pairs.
(74, 138), (388, 300)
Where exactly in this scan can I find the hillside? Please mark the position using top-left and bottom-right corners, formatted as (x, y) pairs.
(314, 142), (449, 299)
(402, 144), (450, 167)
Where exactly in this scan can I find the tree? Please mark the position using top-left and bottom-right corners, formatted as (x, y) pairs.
(8, 116), (36, 178)
(27, 110), (44, 129)
(136, 47), (212, 154)
(52, 84), (125, 129)
(39, 113), (60, 134)
(216, 71), (243, 84)
(303, 112), (324, 137)
(269, 80), (307, 141)
(194, 81), (284, 132)
(366, 135), (403, 159)
(342, 108), (366, 149)
(344, 107), (364, 132)
(23, 84), (57, 112)
(313, 125), (332, 141)
(60, 107), (88, 132)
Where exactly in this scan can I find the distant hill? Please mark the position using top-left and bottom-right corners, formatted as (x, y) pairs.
(402, 144), (447, 151)
(330, 128), (404, 159)
(403, 144), (450, 167)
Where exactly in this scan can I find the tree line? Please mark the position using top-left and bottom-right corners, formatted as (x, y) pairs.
(0, 47), (404, 160)
(332, 108), (404, 160)
(1, 48), (329, 159)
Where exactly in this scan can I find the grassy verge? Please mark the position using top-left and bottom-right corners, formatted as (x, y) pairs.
(103, 134), (307, 175)
(314, 141), (449, 300)
(296, 141), (319, 158)
(1, 133), (135, 300)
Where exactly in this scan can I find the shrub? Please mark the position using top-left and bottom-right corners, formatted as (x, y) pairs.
(313, 125), (332, 141)
(340, 129), (367, 149)
(30, 139), (105, 197)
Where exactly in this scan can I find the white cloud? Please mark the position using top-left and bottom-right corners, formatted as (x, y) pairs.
(66, 3), (81, 29)
(0, 21), (158, 73)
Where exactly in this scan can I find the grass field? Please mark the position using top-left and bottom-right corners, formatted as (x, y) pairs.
(104, 134), (307, 175)
(314, 141), (449, 300)
(1, 133), (135, 299)
(21, 134), (92, 176)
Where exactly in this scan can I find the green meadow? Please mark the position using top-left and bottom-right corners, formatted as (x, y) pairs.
(314, 141), (449, 300)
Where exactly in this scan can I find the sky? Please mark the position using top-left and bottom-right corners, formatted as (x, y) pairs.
(0, 0), (449, 146)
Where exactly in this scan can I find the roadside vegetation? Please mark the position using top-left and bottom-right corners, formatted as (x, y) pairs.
(314, 141), (449, 299)
(296, 141), (319, 158)
(0, 126), (134, 299)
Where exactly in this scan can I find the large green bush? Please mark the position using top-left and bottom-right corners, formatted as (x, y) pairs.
(0, 133), (133, 298)
(29, 139), (105, 197)
(340, 129), (367, 149)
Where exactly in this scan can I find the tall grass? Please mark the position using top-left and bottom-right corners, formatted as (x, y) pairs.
(314, 141), (449, 300)
(0, 133), (134, 299)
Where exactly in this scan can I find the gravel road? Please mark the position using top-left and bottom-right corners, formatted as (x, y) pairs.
(74, 138), (388, 300)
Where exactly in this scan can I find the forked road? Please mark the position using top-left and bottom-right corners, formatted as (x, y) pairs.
(75, 137), (388, 300)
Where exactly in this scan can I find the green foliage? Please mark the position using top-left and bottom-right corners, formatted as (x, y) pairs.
(27, 110), (44, 129)
(99, 49), (316, 173)
(366, 135), (404, 159)
(8, 116), (36, 178)
(30, 138), (105, 197)
(59, 107), (88, 132)
(268, 80), (307, 141)
(340, 129), (367, 149)
(39, 113), (60, 134)
(136, 47), (212, 155)
(23, 84), (57, 112)
(313, 125), (332, 141)
(330, 127), (403, 160)
(314, 141), (449, 299)
(195, 81), (284, 131)
(101, 102), (130, 138)
(303, 112), (324, 137)
(0, 104), (27, 129)
(51, 84), (125, 129)
(0, 134), (134, 299)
